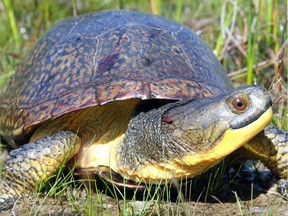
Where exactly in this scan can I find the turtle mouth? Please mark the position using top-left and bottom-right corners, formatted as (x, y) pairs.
(210, 130), (225, 149)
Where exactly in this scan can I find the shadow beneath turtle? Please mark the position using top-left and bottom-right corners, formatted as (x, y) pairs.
(74, 159), (278, 204)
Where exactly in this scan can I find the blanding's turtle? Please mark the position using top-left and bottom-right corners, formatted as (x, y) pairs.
(0, 10), (287, 210)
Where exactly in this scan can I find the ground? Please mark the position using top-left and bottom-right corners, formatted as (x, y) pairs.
(1, 161), (287, 215)
(1, 183), (287, 216)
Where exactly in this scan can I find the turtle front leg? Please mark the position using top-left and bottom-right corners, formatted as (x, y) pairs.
(243, 126), (287, 195)
(0, 130), (81, 211)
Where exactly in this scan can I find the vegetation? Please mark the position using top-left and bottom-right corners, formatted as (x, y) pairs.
(0, 0), (287, 215)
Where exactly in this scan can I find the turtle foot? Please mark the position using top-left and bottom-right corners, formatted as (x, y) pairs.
(277, 179), (288, 197)
(0, 131), (81, 211)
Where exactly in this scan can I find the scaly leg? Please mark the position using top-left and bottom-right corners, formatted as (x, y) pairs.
(242, 126), (287, 195)
(0, 130), (81, 211)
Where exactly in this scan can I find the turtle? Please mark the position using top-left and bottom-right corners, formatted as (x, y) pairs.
(0, 10), (287, 211)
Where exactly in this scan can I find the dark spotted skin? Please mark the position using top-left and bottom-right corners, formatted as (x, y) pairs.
(0, 10), (233, 144)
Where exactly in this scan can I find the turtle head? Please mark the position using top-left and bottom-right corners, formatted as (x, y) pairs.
(161, 85), (272, 172)
(117, 85), (272, 182)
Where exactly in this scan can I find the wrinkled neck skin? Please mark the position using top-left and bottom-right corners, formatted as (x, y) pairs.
(117, 99), (194, 168)
(116, 95), (232, 181)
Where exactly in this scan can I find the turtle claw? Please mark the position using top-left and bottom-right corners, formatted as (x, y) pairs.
(0, 194), (14, 212)
(277, 179), (288, 197)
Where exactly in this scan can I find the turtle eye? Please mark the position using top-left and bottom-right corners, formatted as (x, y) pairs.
(226, 94), (250, 113)
(232, 98), (247, 111)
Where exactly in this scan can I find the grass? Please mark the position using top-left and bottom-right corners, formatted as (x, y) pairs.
(0, 0), (287, 215)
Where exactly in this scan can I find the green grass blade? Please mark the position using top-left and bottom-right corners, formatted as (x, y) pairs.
(246, 0), (260, 84)
(175, 0), (182, 22)
(264, 0), (273, 45)
(3, 0), (21, 47)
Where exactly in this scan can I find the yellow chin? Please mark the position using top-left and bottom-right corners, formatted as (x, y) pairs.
(181, 106), (273, 166)
(120, 107), (273, 182)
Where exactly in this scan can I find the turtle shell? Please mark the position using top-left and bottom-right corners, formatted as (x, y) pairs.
(0, 10), (233, 144)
